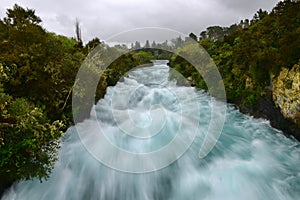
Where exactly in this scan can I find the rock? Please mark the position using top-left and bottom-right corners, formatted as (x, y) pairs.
(272, 63), (300, 126)
(239, 91), (300, 141)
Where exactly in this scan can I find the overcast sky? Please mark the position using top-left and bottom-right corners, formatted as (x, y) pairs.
(0, 0), (280, 43)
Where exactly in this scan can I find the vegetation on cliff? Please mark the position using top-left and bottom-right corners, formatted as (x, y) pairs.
(273, 62), (300, 125)
(0, 0), (299, 194)
(170, 0), (300, 111)
(0, 4), (155, 191)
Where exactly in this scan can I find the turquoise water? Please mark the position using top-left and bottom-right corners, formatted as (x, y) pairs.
(2, 63), (300, 200)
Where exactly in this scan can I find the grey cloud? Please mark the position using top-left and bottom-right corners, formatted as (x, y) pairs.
(215, 0), (278, 12)
(0, 0), (280, 43)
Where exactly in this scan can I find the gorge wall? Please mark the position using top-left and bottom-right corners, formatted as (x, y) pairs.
(273, 63), (300, 126)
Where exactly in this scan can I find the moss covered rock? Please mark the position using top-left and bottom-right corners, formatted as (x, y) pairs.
(272, 62), (300, 126)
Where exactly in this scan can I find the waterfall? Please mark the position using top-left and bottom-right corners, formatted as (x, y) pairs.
(2, 62), (300, 200)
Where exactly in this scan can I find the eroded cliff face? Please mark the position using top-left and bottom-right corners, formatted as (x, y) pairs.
(272, 63), (300, 126)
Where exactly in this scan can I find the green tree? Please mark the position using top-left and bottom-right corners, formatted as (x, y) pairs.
(151, 41), (157, 48)
(4, 4), (41, 26)
(206, 26), (224, 41)
(144, 40), (150, 48)
(0, 63), (63, 190)
(134, 41), (141, 49)
(199, 31), (207, 40)
(189, 32), (198, 42)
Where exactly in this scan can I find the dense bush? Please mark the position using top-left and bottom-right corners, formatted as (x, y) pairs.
(170, 0), (300, 106)
(1, 0), (299, 192)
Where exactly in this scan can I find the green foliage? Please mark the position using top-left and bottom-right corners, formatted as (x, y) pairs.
(8, 98), (30, 118)
(48, 33), (77, 49)
(0, 3), (89, 122)
(189, 32), (198, 41)
(170, 0), (300, 108)
(0, 0), (299, 190)
(4, 4), (41, 26)
(85, 37), (101, 53)
(0, 4), (82, 186)
(0, 83), (63, 183)
(132, 51), (155, 64)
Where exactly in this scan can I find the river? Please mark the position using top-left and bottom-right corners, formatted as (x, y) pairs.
(2, 61), (300, 200)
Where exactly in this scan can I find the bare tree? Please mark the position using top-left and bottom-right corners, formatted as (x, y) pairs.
(75, 18), (82, 44)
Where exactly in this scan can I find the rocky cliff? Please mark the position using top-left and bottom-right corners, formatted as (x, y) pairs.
(273, 63), (300, 126)
(237, 62), (300, 141)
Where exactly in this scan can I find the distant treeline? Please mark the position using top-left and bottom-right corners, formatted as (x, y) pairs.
(0, 0), (299, 194)
(171, 0), (300, 107)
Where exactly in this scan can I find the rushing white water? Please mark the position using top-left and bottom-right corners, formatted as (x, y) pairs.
(2, 62), (300, 200)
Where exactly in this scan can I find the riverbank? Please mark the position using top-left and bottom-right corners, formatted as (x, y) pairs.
(233, 91), (300, 141)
